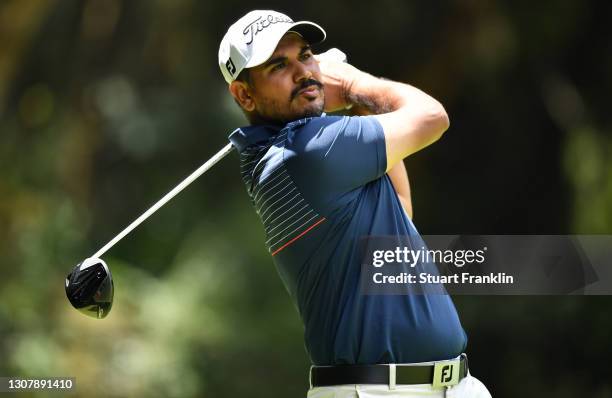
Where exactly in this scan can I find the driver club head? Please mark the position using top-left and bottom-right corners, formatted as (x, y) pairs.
(65, 257), (114, 319)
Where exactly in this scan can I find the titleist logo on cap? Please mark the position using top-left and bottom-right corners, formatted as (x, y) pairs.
(243, 14), (293, 45)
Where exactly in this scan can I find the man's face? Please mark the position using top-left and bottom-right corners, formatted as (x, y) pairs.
(234, 33), (324, 124)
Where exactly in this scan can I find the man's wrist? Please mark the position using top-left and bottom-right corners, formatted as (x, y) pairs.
(346, 90), (394, 116)
(345, 73), (396, 115)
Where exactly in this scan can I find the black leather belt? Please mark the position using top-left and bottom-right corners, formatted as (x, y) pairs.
(310, 355), (468, 387)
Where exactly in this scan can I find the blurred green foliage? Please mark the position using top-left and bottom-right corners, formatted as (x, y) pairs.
(0, 1), (611, 397)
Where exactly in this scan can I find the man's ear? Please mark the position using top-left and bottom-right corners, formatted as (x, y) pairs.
(229, 81), (255, 112)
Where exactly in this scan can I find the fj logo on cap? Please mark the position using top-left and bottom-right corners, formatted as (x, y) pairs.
(226, 58), (236, 75)
(242, 14), (293, 45)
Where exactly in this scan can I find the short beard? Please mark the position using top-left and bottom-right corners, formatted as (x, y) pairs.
(247, 99), (324, 126)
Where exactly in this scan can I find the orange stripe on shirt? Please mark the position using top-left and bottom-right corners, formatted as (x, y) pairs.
(271, 217), (326, 256)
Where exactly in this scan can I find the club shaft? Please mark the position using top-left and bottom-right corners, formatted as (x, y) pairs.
(92, 143), (235, 259)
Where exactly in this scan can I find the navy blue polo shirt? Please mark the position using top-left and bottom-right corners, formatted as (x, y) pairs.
(229, 115), (467, 366)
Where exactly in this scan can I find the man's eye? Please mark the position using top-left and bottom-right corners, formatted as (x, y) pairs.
(301, 53), (312, 61)
(271, 63), (285, 71)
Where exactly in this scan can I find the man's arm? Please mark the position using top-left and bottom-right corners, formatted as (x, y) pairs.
(316, 59), (450, 173)
(386, 160), (413, 219)
(349, 103), (414, 218)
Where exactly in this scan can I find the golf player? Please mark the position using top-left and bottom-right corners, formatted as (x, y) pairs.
(219, 10), (491, 397)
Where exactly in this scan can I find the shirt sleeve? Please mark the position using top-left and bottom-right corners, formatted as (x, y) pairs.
(284, 115), (387, 214)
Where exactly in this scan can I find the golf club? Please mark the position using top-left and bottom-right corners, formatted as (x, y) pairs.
(66, 143), (235, 318)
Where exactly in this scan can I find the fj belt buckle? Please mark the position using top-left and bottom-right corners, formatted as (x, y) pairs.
(432, 358), (460, 388)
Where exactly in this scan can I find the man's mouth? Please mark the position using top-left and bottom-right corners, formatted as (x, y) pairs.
(291, 80), (323, 101)
(298, 85), (319, 96)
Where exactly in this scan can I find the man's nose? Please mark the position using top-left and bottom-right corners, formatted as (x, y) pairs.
(293, 61), (313, 83)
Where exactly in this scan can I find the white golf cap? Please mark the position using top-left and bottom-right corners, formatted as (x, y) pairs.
(218, 10), (326, 84)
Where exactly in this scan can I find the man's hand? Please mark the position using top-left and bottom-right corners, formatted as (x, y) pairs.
(315, 50), (365, 112)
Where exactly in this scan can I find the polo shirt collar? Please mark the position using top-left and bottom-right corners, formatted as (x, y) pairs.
(228, 124), (283, 153)
(228, 113), (327, 153)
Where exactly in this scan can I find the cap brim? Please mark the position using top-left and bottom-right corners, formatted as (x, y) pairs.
(289, 21), (326, 45)
(245, 20), (326, 69)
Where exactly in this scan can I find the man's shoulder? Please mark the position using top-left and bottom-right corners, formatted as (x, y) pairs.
(287, 114), (348, 132)
(230, 114), (379, 155)
(286, 114), (382, 150)
(286, 114), (359, 147)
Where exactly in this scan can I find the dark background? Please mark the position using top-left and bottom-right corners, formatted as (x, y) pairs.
(1, 0), (611, 397)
